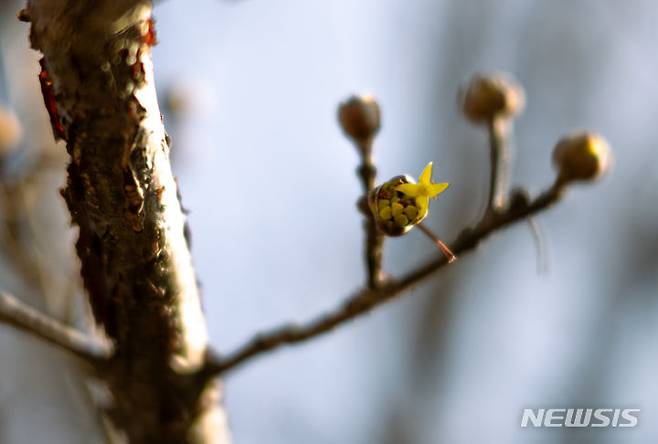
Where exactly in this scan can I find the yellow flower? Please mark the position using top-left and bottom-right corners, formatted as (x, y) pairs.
(368, 162), (449, 236)
(394, 162), (449, 215)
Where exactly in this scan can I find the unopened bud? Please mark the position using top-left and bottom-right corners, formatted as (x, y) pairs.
(553, 132), (610, 182)
(460, 73), (525, 123)
(338, 95), (381, 143)
(0, 107), (22, 158)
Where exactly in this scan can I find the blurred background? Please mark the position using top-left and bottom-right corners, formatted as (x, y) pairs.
(1, 0), (657, 443)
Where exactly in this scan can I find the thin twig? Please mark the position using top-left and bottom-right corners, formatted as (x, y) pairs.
(487, 117), (511, 212)
(528, 217), (548, 274)
(355, 138), (384, 289)
(202, 179), (565, 376)
(416, 222), (457, 263)
(0, 292), (111, 365)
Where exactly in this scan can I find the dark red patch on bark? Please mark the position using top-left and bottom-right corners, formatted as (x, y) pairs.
(38, 59), (66, 141)
(144, 18), (157, 46)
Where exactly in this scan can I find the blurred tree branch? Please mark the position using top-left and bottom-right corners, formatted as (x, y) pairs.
(0, 292), (110, 363)
(486, 117), (511, 212)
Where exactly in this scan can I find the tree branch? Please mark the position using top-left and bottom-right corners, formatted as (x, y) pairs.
(0, 292), (111, 364)
(486, 117), (511, 212)
(339, 95), (384, 289)
(203, 179), (565, 376)
(356, 139), (384, 289)
(26, 1), (229, 442)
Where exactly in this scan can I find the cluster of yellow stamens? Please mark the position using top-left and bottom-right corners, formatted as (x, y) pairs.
(369, 162), (449, 236)
(377, 192), (419, 227)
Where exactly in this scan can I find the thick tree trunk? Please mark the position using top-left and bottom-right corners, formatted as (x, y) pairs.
(26, 1), (229, 442)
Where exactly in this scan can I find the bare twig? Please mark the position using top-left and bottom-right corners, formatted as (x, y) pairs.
(202, 179), (565, 375)
(0, 292), (111, 364)
(487, 117), (511, 212)
(355, 138), (384, 289)
(528, 217), (548, 274)
(416, 222), (456, 263)
(339, 95), (384, 289)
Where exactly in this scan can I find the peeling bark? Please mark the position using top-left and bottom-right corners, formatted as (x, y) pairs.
(26, 1), (229, 442)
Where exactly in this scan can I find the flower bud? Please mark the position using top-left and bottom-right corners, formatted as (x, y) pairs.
(553, 132), (610, 182)
(368, 175), (425, 236)
(338, 94), (381, 143)
(460, 73), (525, 123)
(0, 107), (22, 158)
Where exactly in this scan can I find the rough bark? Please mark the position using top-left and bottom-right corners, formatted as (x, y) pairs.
(25, 1), (229, 442)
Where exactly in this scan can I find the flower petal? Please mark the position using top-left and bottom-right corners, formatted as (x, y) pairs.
(419, 162), (433, 184)
(395, 183), (420, 197)
(428, 182), (449, 198)
(416, 196), (429, 216)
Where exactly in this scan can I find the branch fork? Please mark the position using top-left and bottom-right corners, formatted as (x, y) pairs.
(201, 84), (580, 376)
